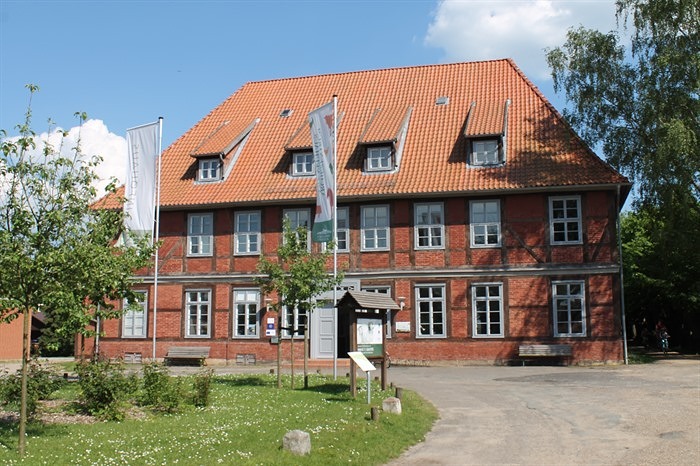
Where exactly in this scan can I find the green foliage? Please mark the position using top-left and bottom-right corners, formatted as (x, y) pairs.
(75, 358), (138, 421)
(547, 0), (699, 205)
(0, 359), (64, 416)
(139, 362), (182, 413)
(0, 373), (437, 465)
(190, 367), (214, 407)
(256, 219), (343, 321)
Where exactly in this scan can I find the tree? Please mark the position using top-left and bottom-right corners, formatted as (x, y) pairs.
(547, 0), (699, 206)
(546, 0), (700, 351)
(0, 86), (154, 455)
(256, 220), (342, 389)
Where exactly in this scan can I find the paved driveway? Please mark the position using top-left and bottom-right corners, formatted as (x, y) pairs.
(386, 359), (700, 465)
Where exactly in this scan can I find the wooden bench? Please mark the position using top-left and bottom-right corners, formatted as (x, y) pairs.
(164, 346), (210, 366)
(519, 344), (572, 365)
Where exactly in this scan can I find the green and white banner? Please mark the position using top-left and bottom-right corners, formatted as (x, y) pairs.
(308, 100), (336, 243)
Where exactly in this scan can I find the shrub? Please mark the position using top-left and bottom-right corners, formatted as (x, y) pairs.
(0, 358), (64, 417)
(139, 362), (182, 413)
(191, 368), (214, 407)
(75, 358), (138, 421)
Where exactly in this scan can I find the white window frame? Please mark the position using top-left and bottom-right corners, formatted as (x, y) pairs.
(362, 286), (393, 338)
(198, 158), (222, 182)
(234, 211), (261, 255)
(281, 304), (308, 339)
(552, 280), (586, 337)
(361, 205), (390, 251)
(335, 206), (349, 252)
(550, 196), (582, 244)
(292, 152), (315, 176)
(122, 291), (147, 338)
(233, 288), (260, 338)
(366, 146), (393, 172)
(283, 208), (311, 251)
(471, 283), (504, 338)
(415, 284), (446, 338)
(470, 200), (501, 248)
(185, 289), (211, 338)
(415, 202), (444, 249)
(470, 139), (501, 166)
(187, 213), (213, 256)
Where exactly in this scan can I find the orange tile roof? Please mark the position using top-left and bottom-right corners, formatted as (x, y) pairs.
(124, 60), (631, 209)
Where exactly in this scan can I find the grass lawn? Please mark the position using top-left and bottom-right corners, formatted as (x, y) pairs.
(0, 372), (437, 465)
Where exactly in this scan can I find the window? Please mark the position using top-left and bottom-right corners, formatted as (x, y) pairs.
(336, 207), (349, 252)
(283, 208), (311, 250)
(361, 205), (389, 251)
(122, 291), (147, 338)
(198, 158), (222, 182)
(185, 290), (211, 338)
(416, 285), (446, 338)
(188, 213), (213, 256)
(362, 286), (393, 338)
(282, 305), (307, 339)
(366, 146), (392, 172)
(233, 289), (259, 338)
(470, 139), (501, 166)
(235, 211), (260, 255)
(415, 203), (444, 249)
(550, 196), (582, 244)
(470, 200), (501, 247)
(292, 152), (315, 176)
(472, 283), (503, 337)
(553, 281), (586, 337)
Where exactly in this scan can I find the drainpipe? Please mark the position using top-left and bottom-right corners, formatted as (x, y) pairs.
(616, 185), (629, 364)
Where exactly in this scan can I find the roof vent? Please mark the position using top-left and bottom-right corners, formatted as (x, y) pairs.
(280, 109), (293, 118)
(435, 96), (449, 106)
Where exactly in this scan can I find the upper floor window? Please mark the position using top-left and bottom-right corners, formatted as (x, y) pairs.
(553, 281), (586, 337)
(415, 203), (444, 249)
(550, 196), (582, 244)
(361, 205), (389, 251)
(470, 139), (502, 166)
(336, 207), (349, 252)
(284, 208), (311, 250)
(291, 152), (315, 176)
(472, 283), (503, 337)
(235, 211), (260, 255)
(416, 284), (446, 338)
(188, 213), (213, 256)
(122, 291), (147, 338)
(366, 146), (393, 172)
(198, 158), (222, 182)
(233, 289), (260, 338)
(470, 200), (501, 247)
(185, 289), (211, 338)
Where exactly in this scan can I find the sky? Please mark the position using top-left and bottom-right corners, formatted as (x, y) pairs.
(0, 0), (620, 194)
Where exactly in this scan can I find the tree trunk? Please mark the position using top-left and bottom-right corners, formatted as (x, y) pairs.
(18, 307), (31, 456)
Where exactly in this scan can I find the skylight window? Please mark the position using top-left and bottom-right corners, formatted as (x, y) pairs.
(435, 96), (449, 106)
(280, 109), (293, 118)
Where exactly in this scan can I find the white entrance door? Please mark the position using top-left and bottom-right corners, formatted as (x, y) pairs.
(310, 279), (359, 359)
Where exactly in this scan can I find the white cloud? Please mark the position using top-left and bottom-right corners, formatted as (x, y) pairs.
(425, 0), (618, 80)
(2, 120), (126, 199)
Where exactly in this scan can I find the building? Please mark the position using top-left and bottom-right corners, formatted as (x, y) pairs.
(92, 60), (631, 365)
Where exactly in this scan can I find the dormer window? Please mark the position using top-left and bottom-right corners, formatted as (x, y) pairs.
(470, 139), (503, 166)
(291, 152), (315, 176)
(198, 158), (222, 182)
(366, 146), (393, 172)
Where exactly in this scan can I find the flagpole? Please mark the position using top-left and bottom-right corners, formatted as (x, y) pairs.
(152, 117), (163, 360)
(332, 95), (338, 380)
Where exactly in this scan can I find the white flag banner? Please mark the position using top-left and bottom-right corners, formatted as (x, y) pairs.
(308, 101), (336, 243)
(124, 121), (160, 242)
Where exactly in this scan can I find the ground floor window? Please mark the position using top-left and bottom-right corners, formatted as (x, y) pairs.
(122, 291), (147, 338)
(282, 305), (307, 338)
(416, 284), (446, 338)
(552, 280), (586, 337)
(186, 289), (211, 338)
(233, 289), (260, 338)
(472, 283), (503, 337)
